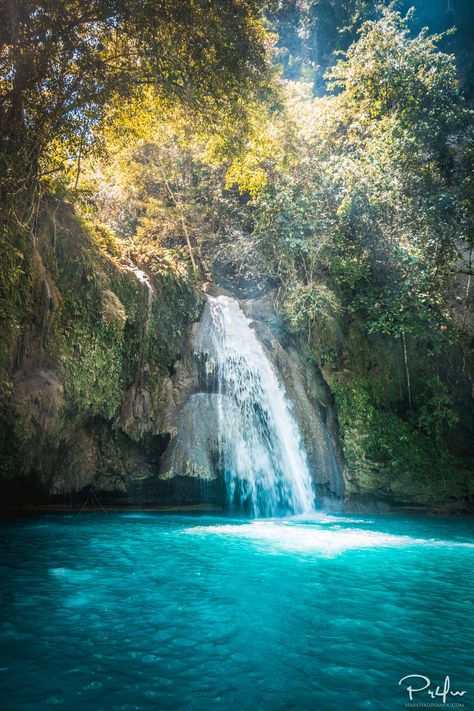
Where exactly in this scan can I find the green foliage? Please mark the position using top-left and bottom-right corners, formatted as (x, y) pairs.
(267, 0), (380, 90)
(1, 1), (472, 506)
(414, 376), (459, 444)
(43, 207), (199, 422)
(0, 0), (272, 161)
(280, 281), (341, 337)
(43, 217), (126, 420)
(269, 0), (474, 99)
(1, 0), (271, 406)
(333, 377), (465, 502)
(0, 222), (31, 375)
(80, 106), (259, 279)
(248, 9), (472, 355)
(352, 246), (455, 349)
(0, 0), (276, 273)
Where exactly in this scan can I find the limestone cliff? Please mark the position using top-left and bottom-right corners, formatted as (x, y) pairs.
(0, 197), (202, 506)
(1, 199), (472, 513)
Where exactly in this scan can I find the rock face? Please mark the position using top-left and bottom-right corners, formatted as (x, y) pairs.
(160, 392), (222, 480)
(0, 199), (203, 507)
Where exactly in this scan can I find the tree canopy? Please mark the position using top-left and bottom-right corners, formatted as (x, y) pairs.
(0, 0), (273, 197)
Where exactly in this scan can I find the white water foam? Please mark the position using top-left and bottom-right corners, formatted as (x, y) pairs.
(184, 521), (474, 557)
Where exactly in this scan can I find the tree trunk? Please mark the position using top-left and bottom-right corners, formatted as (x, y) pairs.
(402, 329), (412, 410)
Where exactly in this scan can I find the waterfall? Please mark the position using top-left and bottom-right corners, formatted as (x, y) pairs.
(195, 295), (315, 517)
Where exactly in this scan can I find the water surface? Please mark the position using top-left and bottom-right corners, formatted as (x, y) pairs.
(0, 512), (472, 710)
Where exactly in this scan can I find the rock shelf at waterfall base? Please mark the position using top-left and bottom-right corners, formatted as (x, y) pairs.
(0, 504), (224, 519)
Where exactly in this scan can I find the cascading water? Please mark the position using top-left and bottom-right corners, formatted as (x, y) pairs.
(195, 295), (315, 517)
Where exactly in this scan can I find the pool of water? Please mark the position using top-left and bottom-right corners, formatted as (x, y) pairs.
(0, 512), (472, 710)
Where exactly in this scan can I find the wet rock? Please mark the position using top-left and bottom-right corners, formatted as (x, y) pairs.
(248, 318), (345, 498)
(160, 393), (223, 480)
(11, 369), (63, 434)
(158, 293), (346, 505)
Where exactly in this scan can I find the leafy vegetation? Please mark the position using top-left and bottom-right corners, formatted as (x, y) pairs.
(1, 1), (473, 506)
(46, 210), (200, 423)
(333, 376), (467, 506)
(268, 0), (474, 98)
(0, 0), (274, 380)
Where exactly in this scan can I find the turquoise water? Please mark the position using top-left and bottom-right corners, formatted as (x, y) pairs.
(0, 512), (472, 710)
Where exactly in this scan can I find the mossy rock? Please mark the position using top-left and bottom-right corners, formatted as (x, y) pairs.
(333, 376), (471, 508)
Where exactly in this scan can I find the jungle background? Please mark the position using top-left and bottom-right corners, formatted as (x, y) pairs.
(1, 0), (473, 511)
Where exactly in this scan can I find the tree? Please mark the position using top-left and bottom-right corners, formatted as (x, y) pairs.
(244, 8), (473, 369)
(0, 0), (273, 205)
(0, 0), (275, 377)
(267, 1), (474, 98)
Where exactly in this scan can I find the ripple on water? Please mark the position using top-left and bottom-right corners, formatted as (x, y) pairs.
(0, 513), (472, 711)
